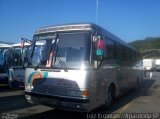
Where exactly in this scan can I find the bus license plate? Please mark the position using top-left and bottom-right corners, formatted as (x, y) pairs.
(40, 98), (56, 104)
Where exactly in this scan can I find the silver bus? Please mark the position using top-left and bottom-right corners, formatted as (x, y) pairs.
(8, 42), (31, 88)
(25, 23), (143, 112)
(0, 44), (12, 83)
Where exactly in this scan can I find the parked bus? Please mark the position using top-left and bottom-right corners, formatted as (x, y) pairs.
(25, 23), (143, 112)
(0, 44), (12, 83)
(143, 59), (155, 71)
(155, 59), (160, 71)
(8, 42), (32, 88)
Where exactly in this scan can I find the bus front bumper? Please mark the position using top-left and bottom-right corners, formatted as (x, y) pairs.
(8, 79), (24, 88)
(0, 73), (8, 84)
(25, 91), (90, 112)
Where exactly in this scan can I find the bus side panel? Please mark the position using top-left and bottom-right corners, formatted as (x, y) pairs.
(89, 65), (120, 109)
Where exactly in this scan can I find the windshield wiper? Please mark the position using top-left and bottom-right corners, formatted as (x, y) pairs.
(51, 33), (68, 72)
(34, 58), (48, 70)
(34, 61), (42, 70)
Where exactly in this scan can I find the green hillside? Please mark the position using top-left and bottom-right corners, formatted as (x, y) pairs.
(129, 37), (160, 52)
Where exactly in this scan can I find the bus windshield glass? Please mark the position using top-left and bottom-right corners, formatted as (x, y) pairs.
(31, 35), (56, 67)
(11, 47), (22, 66)
(53, 32), (91, 69)
(30, 32), (91, 69)
(10, 46), (31, 67)
(0, 49), (6, 65)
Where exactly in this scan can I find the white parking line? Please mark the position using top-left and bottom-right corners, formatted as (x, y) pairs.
(0, 90), (24, 97)
(112, 102), (131, 119)
(8, 105), (54, 118)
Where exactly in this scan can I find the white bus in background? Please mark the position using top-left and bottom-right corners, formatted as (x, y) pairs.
(8, 42), (32, 88)
(143, 59), (155, 71)
(24, 23), (143, 112)
(0, 44), (12, 83)
(155, 59), (160, 71)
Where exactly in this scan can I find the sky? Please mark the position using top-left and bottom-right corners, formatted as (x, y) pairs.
(0, 0), (160, 43)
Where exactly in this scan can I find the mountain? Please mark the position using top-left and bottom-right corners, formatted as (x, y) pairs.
(129, 37), (160, 52)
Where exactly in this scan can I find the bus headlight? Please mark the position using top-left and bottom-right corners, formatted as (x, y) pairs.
(67, 90), (89, 97)
(67, 90), (82, 97)
(25, 84), (34, 90)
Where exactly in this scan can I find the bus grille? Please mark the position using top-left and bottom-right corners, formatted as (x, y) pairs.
(33, 85), (67, 96)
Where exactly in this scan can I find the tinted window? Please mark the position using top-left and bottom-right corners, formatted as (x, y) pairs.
(116, 43), (124, 61)
(105, 37), (116, 59)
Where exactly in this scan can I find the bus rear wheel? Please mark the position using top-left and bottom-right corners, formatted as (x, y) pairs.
(104, 84), (115, 109)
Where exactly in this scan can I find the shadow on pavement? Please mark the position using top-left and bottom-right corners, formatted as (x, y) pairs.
(0, 84), (22, 93)
(0, 95), (36, 113)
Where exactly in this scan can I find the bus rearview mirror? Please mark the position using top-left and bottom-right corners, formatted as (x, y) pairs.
(93, 36), (105, 56)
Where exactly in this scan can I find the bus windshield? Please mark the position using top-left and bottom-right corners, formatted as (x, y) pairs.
(11, 47), (22, 66)
(0, 48), (9, 66)
(53, 32), (91, 69)
(31, 32), (91, 69)
(31, 36), (56, 67)
(11, 46), (31, 67)
(0, 48), (7, 65)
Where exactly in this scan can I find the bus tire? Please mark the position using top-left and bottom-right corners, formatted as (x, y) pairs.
(104, 84), (116, 109)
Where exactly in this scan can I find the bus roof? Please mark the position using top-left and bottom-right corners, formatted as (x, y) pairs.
(34, 23), (139, 53)
(34, 22), (93, 35)
(12, 43), (31, 47)
(0, 43), (12, 48)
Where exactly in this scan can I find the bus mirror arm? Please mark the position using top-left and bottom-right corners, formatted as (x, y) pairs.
(21, 38), (32, 45)
(24, 62), (29, 68)
(93, 58), (103, 69)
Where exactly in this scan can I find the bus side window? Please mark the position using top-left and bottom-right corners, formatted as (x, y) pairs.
(129, 50), (133, 62)
(105, 37), (116, 60)
(116, 43), (124, 62)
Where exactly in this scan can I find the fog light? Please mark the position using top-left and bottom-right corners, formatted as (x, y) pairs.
(25, 95), (31, 100)
(76, 105), (80, 108)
